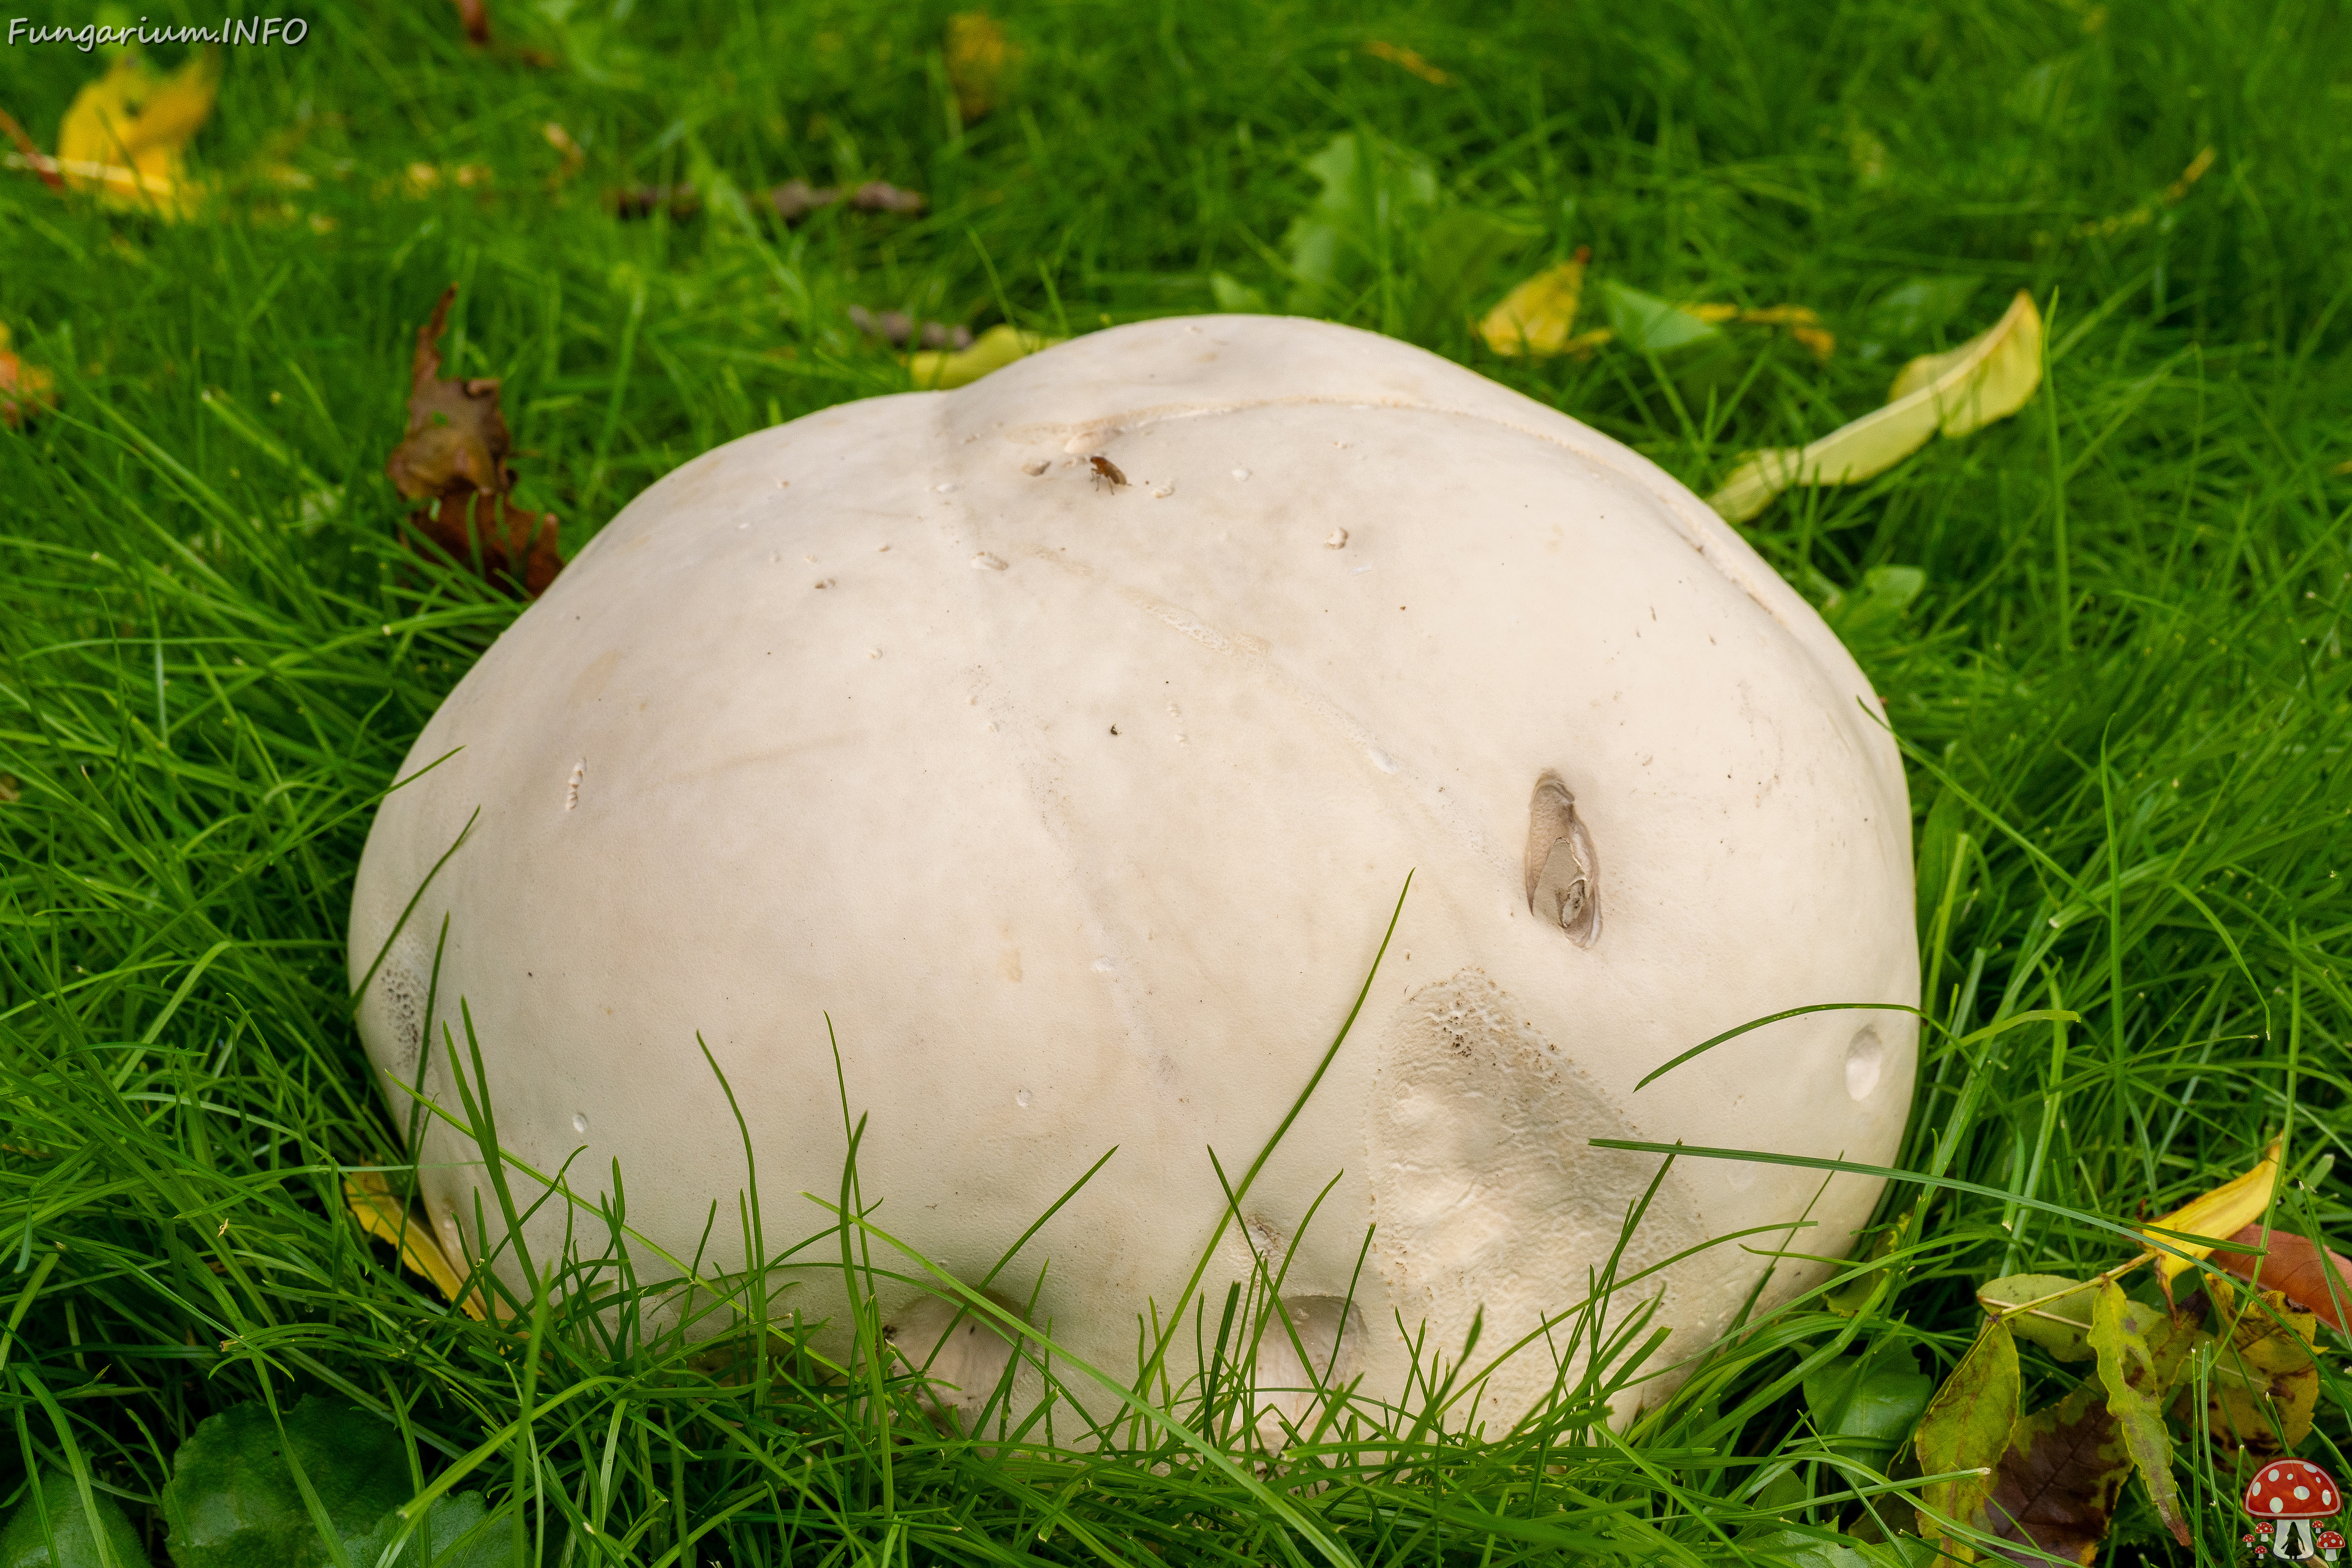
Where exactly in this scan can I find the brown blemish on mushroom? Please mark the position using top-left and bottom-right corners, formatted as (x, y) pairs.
(1524, 772), (1601, 948)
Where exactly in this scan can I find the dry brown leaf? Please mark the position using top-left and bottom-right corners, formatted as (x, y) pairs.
(344, 1170), (494, 1321)
(1708, 289), (2042, 524)
(0, 106), (64, 190)
(55, 47), (221, 217)
(1363, 40), (1450, 84)
(451, 0), (492, 45)
(0, 322), (58, 428)
(2213, 1224), (2352, 1333)
(850, 306), (971, 351)
(386, 285), (563, 598)
(944, 12), (1020, 123)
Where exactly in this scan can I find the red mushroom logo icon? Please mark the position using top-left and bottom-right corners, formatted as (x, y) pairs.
(2245, 1460), (2343, 1560)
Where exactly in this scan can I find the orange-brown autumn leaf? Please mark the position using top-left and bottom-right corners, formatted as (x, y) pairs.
(450, 0), (492, 45)
(2214, 1224), (2352, 1333)
(386, 284), (562, 598)
(0, 322), (56, 428)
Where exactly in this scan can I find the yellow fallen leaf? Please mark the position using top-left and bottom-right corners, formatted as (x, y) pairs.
(56, 47), (220, 217)
(2141, 1140), (2280, 1281)
(1363, 40), (1450, 85)
(344, 1170), (493, 1321)
(905, 322), (1060, 389)
(1687, 302), (1836, 360)
(543, 121), (585, 188)
(944, 12), (1019, 124)
(1707, 289), (2042, 524)
(1477, 255), (1591, 358)
(2076, 146), (2217, 239)
(0, 322), (58, 428)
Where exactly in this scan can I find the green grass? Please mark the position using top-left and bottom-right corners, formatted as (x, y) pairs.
(2, 0), (2350, 1562)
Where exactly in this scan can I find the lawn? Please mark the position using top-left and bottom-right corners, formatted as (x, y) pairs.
(2, 1), (2349, 1564)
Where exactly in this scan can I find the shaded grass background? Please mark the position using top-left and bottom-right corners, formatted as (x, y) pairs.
(1, 0), (2349, 1561)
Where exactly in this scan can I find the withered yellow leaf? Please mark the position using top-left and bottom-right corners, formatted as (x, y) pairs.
(344, 1169), (490, 1321)
(944, 13), (1018, 123)
(1687, 302), (1836, 359)
(1708, 289), (2042, 524)
(1363, 40), (1450, 85)
(56, 47), (220, 217)
(2141, 1140), (2279, 1281)
(905, 323), (1060, 389)
(1477, 255), (1596, 358)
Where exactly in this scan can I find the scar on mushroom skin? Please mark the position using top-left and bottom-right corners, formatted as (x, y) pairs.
(1525, 771), (1601, 948)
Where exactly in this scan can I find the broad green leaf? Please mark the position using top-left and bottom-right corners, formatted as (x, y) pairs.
(1740, 1526), (1939, 1567)
(1411, 209), (1525, 342)
(1209, 273), (1271, 314)
(1281, 132), (1437, 316)
(905, 325), (1062, 390)
(1973, 1377), (2134, 1567)
(1915, 791), (1967, 930)
(2141, 1140), (2278, 1280)
(161, 1398), (409, 1568)
(1708, 290), (2042, 524)
(2195, 1280), (2320, 1455)
(1821, 564), (1928, 639)
(1977, 1274), (2098, 1362)
(1866, 276), (1985, 343)
(1803, 1343), (1934, 1464)
(0, 1472), (149, 1568)
(2087, 1281), (2190, 1545)
(342, 1492), (517, 1568)
(1598, 279), (1724, 356)
(1913, 1316), (2019, 1559)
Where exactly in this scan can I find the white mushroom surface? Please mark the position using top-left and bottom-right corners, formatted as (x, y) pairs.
(349, 315), (1918, 1434)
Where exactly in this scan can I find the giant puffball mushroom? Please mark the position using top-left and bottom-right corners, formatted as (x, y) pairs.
(349, 315), (1918, 1435)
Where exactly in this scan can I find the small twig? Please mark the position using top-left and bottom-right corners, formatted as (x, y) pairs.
(1982, 1252), (2154, 1322)
(0, 108), (64, 191)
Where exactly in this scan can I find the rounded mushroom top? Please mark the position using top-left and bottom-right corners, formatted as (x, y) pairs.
(2245, 1460), (2340, 1517)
